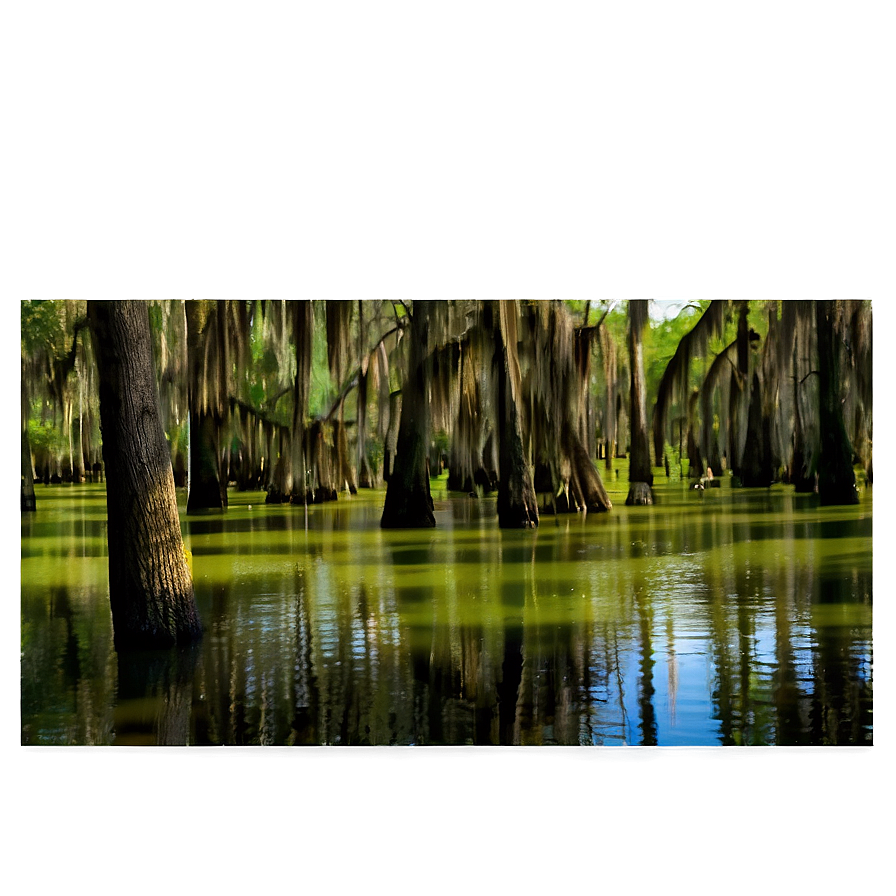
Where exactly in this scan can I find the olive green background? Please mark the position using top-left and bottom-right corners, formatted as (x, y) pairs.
(0, 0), (894, 893)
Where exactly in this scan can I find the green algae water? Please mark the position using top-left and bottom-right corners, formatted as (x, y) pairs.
(20, 473), (872, 746)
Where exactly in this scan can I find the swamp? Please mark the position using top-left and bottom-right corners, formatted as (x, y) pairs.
(20, 299), (873, 746)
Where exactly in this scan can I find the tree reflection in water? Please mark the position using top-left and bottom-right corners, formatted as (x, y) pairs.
(20, 485), (872, 746)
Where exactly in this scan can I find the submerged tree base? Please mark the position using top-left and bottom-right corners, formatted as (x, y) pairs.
(114, 614), (203, 653)
(819, 483), (859, 506)
(625, 481), (653, 506)
(381, 495), (436, 528)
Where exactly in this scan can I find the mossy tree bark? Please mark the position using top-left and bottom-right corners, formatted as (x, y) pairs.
(89, 300), (201, 650)
(568, 428), (612, 513)
(816, 301), (858, 505)
(381, 302), (436, 528)
(626, 300), (653, 506)
(491, 302), (538, 528)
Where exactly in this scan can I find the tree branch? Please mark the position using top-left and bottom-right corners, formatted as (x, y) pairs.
(324, 324), (403, 421)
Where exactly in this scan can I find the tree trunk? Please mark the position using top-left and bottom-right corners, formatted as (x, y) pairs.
(729, 304), (751, 481)
(790, 337), (815, 491)
(568, 427), (612, 512)
(626, 301), (653, 506)
(187, 410), (227, 511)
(21, 425), (36, 511)
(740, 373), (774, 487)
(21, 358), (37, 513)
(381, 303), (436, 528)
(382, 391), (402, 483)
(816, 301), (858, 505)
(184, 301), (227, 511)
(89, 300), (201, 650)
(334, 412), (357, 494)
(492, 302), (538, 528)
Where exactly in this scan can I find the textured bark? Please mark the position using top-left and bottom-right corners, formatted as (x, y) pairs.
(306, 418), (339, 503)
(626, 481), (653, 506)
(492, 303), (538, 528)
(816, 302), (858, 505)
(381, 304), (436, 528)
(568, 428), (612, 512)
(626, 301), (653, 505)
(89, 301), (201, 650)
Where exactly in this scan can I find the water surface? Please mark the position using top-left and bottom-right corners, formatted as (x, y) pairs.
(21, 473), (872, 746)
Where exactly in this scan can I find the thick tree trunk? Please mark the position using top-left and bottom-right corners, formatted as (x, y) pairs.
(568, 428), (612, 512)
(496, 366), (538, 527)
(740, 373), (774, 487)
(307, 419), (338, 503)
(381, 304), (436, 528)
(816, 301), (858, 505)
(492, 303), (538, 529)
(626, 301), (653, 506)
(187, 410), (227, 511)
(89, 300), (201, 650)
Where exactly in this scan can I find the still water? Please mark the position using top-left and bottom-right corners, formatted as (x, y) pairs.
(21, 472), (872, 746)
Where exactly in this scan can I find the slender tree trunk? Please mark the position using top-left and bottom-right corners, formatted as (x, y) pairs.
(381, 303), (435, 528)
(730, 304), (750, 481)
(686, 389), (702, 474)
(816, 301), (858, 505)
(89, 300), (201, 650)
(21, 359), (37, 513)
(21, 425), (36, 511)
(626, 301), (653, 505)
(382, 391), (402, 482)
(335, 409), (357, 493)
(790, 338), (815, 491)
(185, 301), (227, 511)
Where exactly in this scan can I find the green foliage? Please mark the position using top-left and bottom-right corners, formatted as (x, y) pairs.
(661, 442), (691, 481)
(28, 416), (65, 455)
(21, 300), (68, 357)
(643, 302), (710, 401)
(433, 430), (450, 455)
